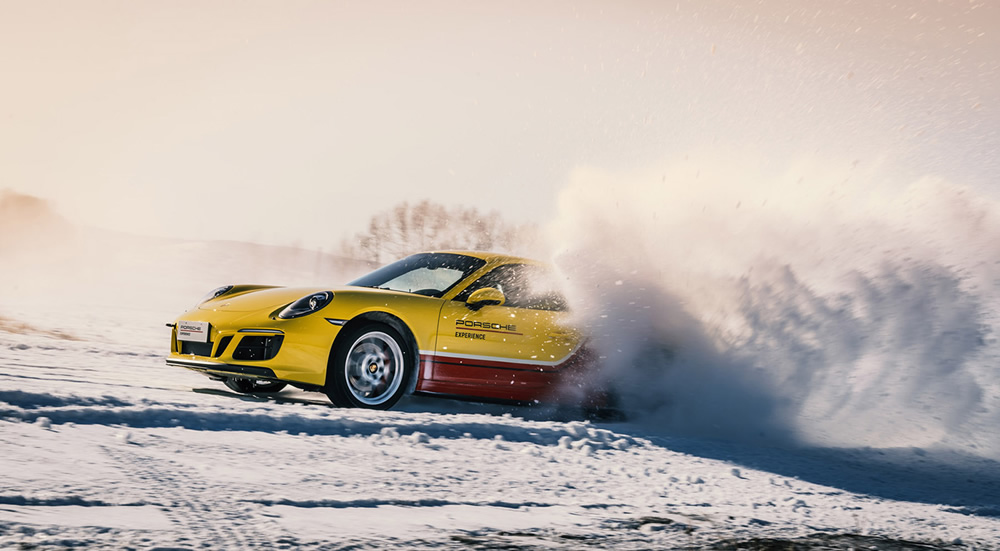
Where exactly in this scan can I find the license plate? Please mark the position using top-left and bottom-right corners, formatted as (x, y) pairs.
(177, 321), (210, 343)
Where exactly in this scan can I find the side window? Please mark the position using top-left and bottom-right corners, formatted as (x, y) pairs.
(455, 264), (569, 311)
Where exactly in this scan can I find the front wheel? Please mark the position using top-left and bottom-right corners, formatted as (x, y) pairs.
(223, 377), (287, 394)
(325, 323), (412, 409)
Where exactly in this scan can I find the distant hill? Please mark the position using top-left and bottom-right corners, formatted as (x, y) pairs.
(0, 190), (75, 251)
(0, 190), (375, 309)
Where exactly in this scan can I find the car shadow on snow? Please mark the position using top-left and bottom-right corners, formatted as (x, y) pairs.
(193, 388), (594, 422)
(635, 432), (1000, 519)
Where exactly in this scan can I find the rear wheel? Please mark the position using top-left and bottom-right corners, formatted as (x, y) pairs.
(223, 377), (287, 394)
(582, 391), (627, 422)
(325, 323), (412, 409)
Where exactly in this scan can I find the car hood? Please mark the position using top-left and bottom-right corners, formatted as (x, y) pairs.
(199, 286), (330, 313)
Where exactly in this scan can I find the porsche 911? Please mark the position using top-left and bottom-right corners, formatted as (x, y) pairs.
(167, 251), (601, 410)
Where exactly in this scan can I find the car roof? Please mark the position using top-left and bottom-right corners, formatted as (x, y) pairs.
(429, 250), (542, 266)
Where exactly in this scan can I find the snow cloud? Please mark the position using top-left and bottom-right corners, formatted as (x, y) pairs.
(547, 153), (1000, 458)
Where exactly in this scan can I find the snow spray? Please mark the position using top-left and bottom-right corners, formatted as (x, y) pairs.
(547, 153), (1000, 459)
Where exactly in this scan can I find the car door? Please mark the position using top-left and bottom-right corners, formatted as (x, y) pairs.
(430, 263), (579, 398)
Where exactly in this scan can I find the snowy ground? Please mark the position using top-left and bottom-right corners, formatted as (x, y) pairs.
(1, 305), (999, 550)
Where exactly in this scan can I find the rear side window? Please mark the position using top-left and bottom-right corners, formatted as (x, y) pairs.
(454, 264), (568, 311)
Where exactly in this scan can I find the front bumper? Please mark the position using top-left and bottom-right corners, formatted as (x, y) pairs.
(168, 314), (341, 387)
(166, 357), (280, 380)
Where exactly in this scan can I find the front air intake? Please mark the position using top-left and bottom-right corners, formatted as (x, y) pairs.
(180, 341), (214, 357)
(214, 336), (233, 358)
(232, 335), (283, 361)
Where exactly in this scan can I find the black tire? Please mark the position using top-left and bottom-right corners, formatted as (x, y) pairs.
(223, 377), (287, 394)
(325, 322), (413, 409)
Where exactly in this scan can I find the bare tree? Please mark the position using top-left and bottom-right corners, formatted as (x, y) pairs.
(341, 200), (532, 264)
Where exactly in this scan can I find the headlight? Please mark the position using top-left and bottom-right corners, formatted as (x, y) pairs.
(278, 291), (333, 319)
(198, 285), (234, 306)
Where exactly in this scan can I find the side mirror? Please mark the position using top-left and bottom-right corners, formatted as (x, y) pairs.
(466, 288), (505, 310)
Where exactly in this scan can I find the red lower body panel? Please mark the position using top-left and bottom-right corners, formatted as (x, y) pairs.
(414, 349), (597, 404)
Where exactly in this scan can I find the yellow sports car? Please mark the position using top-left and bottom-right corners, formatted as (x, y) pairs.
(167, 251), (599, 410)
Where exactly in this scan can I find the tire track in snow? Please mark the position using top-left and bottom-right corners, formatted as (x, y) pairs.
(246, 498), (626, 510)
(102, 445), (297, 549)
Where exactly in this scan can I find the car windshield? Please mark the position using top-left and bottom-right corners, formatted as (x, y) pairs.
(348, 253), (487, 298)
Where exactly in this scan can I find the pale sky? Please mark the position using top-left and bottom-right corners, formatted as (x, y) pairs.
(2, 0), (997, 249)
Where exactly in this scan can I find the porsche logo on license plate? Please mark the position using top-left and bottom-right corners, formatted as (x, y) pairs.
(177, 321), (209, 343)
